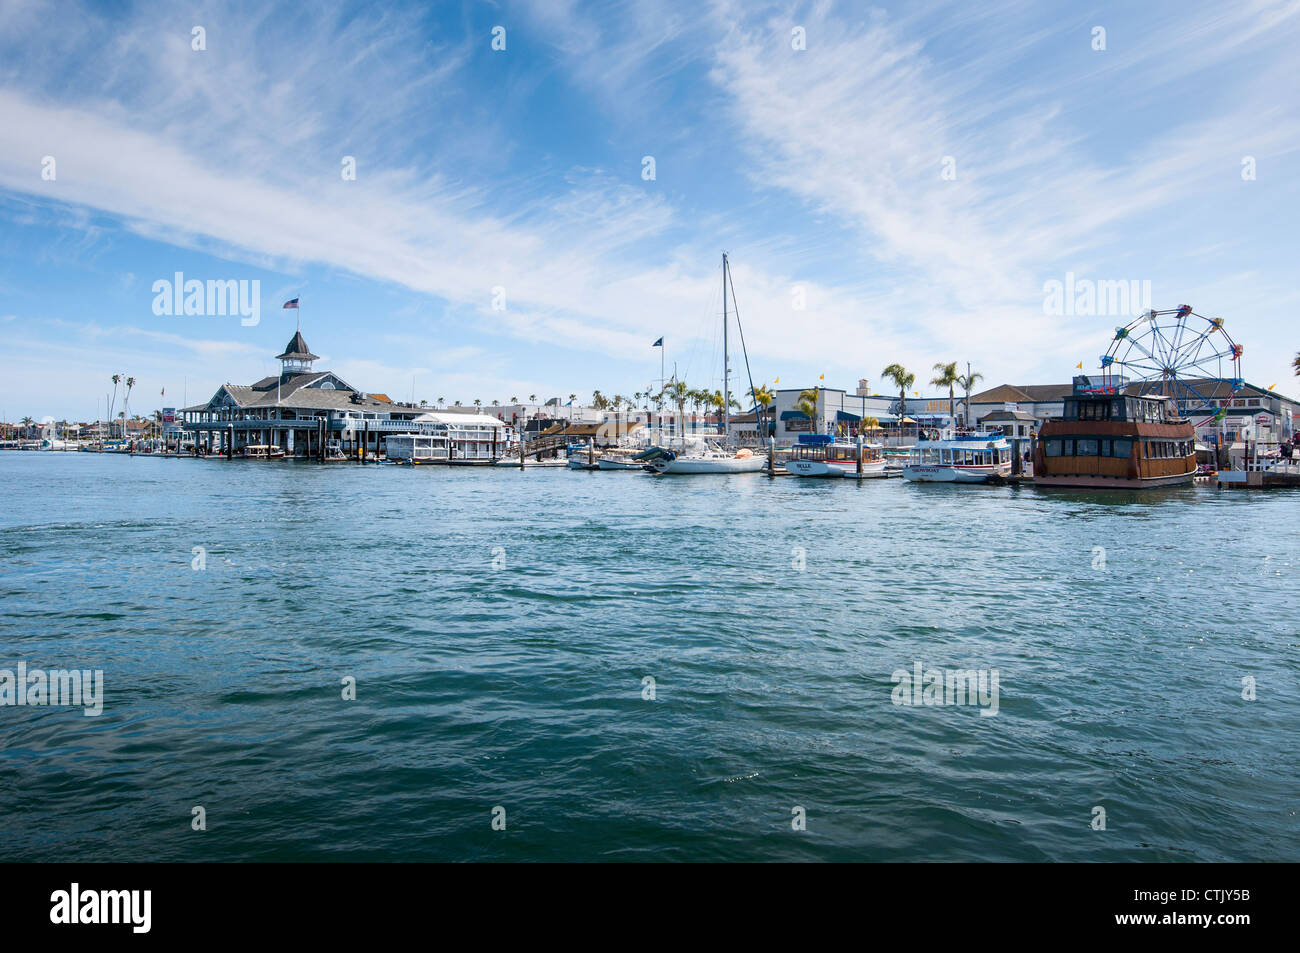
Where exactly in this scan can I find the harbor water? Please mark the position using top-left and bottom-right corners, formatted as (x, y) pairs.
(1, 452), (1296, 861)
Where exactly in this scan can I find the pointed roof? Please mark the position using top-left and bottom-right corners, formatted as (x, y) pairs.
(276, 331), (319, 362)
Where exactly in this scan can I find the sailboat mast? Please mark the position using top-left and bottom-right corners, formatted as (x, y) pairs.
(722, 253), (730, 439)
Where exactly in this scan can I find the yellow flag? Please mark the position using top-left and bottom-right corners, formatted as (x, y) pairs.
(819, 374), (824, 380)
(1269, 383), (1277, 391)
(1076, 362), (1083, 369)
(774, 378), (779, 384)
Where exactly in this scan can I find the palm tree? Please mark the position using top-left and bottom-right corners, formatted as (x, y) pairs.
(931, 361), (959, 432)
(662, 380), (689, 437)
(795, 387), (820, 434)
(123, 377), (136, 434)
(751, 382), (775, 439)
(437, 397), (445, 407)
(863, 416), (881, 442)
(108, 374), (122, 436)
(1293, 352), (1299, 377)
(568, 393), (577, 404)
(510, 396), (518, 404)
(529, 393), (538, 404)
(881, 364), (915, 444)
(956, 367), (984, 430)
(20, 416), (33, 437)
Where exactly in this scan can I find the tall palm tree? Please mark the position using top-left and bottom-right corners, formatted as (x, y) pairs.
(751, 382), (775, 439)
(123, 377), (136, 434)
(662, 380), (689, 436)
(108, 374), (122, 436)
(509, 396), (518, 404)
(931, 361), (959, 432)
(795, 387), (821, 434)
(956, 367), (984, 430)
(863, 416), (881, 442)
(881, 364), (915, 444)
(1293, 352), (1300, 377)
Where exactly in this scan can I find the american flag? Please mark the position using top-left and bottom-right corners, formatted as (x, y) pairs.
(283, 298), (299, 309)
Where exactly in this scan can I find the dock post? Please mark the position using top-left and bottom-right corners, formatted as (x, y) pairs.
(588, 437), (594, 466)
(768, 435), (776, 475)
(519, 430), (525, 469)
(360, 422), (366, 463)
(225, 424), (233, 460)
(857, 430), (864, 476)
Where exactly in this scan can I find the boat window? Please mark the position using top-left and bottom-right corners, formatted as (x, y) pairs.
(1100, 438), (1112, 457)
(1045, 439), (1062, 456)
(1077, 438), (1099, 456)
(1063, 439), (1075, 456)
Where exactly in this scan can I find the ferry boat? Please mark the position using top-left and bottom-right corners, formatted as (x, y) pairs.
(1033, 377), (1195, 488)
(902, 432), (1012, 483)
(786, 434), (886, 478)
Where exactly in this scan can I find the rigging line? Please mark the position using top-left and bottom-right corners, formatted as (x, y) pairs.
(725, 257), (759, 422)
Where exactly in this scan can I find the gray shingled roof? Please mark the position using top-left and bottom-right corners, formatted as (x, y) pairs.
(276, 331), (319, 361)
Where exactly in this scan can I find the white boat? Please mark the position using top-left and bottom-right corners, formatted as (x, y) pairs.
(597, 450), (647, 470)
(902, 432), (1012, 483)
(649, 253), (767, 476)
(649, 444), (765, 474)
(786, 434), (887, 478)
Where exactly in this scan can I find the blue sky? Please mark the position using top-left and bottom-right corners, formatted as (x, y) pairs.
(2, 0), (1298, 421)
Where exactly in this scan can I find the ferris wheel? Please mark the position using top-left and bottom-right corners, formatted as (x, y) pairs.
(1099, 306), (1244, 418)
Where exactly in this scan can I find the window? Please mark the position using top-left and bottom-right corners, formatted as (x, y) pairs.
(1063, 439), (1075, 456)
(1077, 438), (1099, 456)
(1112, 439), (1132, 458)
(1100, 438), (1113, 457)
(1045, 439), (1063, 457)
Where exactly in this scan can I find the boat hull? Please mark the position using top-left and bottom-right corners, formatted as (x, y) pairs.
(651, 456), (766, 474)
(903, 464), (1009, 483)
(1033, 470), (1195, 489)
(787, 459), (888, 478)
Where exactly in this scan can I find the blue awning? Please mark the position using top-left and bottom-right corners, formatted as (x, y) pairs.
(779, 410), (810, 421)
(836, 410), (861, 422)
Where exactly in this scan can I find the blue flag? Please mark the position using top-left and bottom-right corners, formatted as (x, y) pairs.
(652, 337), (663, 347)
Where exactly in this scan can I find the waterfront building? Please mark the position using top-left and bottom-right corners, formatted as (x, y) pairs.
(181, 331), (512, 459)
(768, 386), (950, 443)
(965, 378), (1298, 444)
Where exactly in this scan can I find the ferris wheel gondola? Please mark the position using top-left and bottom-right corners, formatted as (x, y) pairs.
(1098, 306), (1243, 419)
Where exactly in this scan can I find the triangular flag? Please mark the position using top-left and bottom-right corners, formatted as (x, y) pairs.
(1269, 383), (1276, 391)
(773, 378), (779, 384)
(1076, 362), (1083, 370)
(819, 374), (824, 380)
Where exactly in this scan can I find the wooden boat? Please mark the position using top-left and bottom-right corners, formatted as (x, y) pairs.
(1033, 378), (1195, 488)
(786, 434), (886, 478)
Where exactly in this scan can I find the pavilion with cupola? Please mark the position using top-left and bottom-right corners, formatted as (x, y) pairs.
(180, 329), (510, 461)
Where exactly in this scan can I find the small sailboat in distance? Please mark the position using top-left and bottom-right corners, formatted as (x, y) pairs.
(650, 253), (766, 475)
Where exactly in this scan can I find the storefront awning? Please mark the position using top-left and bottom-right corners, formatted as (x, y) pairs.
(779, 410), (810, 421)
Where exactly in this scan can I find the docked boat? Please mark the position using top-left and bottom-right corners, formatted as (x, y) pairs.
(649, 444), (764, 474)
(597, 453), (644, 470)
(786, 434), (887, 478)
(1033, 377), (1195, 488)
(649, 253), (767, 476)
(241, 444), (286, 460)
(902, 432), (1012, 483)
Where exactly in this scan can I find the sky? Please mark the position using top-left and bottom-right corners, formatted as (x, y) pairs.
(2, 0), (1298, 422)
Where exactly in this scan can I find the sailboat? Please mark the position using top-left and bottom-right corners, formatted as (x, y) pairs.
(650, 253), (766, 475)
